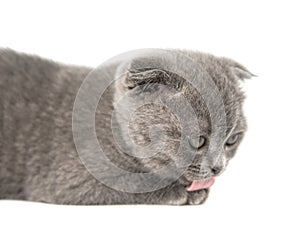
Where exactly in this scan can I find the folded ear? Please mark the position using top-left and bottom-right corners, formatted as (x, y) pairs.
(113, 66), (170, 105)
(231, 64), (256, 80)
(124, 68), (169, 89)
(221, 57), (256, 80)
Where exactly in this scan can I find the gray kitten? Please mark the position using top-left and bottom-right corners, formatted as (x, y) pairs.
(0, 49), (252, 205)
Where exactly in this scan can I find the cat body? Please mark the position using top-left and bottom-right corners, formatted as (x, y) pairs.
(0, 49), (252, 205)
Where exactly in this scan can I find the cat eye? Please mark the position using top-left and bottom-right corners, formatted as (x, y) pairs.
(225, 133), (242, 147)
(188, 135), (206, 149)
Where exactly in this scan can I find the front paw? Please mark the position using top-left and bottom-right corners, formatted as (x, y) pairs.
(145, 186), (209, 205)
(186, 189), (209, 205)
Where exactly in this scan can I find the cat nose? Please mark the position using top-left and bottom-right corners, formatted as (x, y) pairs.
(211, 166), (222, 175)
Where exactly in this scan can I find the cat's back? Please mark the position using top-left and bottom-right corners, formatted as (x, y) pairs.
(0, 49), (62, 199)
(0, 49), (91, 200)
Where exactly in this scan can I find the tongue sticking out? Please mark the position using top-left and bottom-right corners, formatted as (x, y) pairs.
(186, 178), (215, 191)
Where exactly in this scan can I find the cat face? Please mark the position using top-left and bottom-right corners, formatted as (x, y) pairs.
(113, 51), (252, 185)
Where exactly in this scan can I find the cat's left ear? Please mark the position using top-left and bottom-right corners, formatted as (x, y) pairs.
(231, 64), (256, 80)
(222, 58), (256, 80)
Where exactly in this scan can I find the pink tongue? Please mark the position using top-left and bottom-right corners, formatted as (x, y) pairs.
(186, 178), (215, 191)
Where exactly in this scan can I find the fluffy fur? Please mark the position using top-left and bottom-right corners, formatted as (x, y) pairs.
(0, 49), (252, 205)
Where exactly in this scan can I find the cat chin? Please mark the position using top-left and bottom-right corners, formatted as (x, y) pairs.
(186, 188), (210, 205)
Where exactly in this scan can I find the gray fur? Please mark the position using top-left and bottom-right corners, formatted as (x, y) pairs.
(0, 49), (252, 205)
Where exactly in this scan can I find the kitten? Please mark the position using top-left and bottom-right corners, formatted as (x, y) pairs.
(0, 48), (253, 205)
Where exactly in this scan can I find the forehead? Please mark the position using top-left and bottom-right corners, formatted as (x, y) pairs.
(126, 52), (246, 136)
(179, 74), (245, 135)
(131, 79), (245, 138)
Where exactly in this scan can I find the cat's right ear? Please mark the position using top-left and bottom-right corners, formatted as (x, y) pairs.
(122, 68), (168, 89)
(116, 65), (169, 91)
(115, 55), (170, 90)
(113, 66), (169, 104)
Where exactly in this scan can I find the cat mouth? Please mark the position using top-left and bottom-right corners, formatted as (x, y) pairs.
(178, 175), (215, 191)
(186, 178), (215, 191)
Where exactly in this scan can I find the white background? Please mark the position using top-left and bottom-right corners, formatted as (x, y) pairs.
(0, 0), (299, 239)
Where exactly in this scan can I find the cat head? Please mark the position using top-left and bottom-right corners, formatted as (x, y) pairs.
(112, 50), (253, 186)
